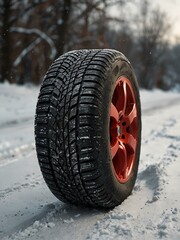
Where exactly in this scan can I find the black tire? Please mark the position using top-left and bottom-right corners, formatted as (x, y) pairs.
(35, 49), (141, 208)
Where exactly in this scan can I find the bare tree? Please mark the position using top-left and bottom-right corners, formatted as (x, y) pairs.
(52, 0), (72, 56)
(160, 41), (180, 90)
(0, 0), (47, 82)
(134, 0), (170, 89)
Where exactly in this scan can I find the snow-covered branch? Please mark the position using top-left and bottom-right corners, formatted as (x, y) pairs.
(13, 38), (41, 67)
(10, 27), (57, 60)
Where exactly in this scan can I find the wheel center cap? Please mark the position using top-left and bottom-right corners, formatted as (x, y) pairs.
(117, 125), (121, 137)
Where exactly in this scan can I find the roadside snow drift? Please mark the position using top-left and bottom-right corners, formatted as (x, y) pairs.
(0, 83), (180, 240)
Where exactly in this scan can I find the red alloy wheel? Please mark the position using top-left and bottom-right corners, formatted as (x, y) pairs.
(110, 76), (138, 183)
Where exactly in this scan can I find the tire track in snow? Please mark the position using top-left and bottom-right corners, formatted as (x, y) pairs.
(0, 173), (43, 200)
(2, 204), (106, 240)
(135, 116), (179, 204)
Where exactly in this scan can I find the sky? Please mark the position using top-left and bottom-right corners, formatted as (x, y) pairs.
(151, 0), (180, 43)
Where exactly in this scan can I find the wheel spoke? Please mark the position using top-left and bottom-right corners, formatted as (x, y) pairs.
(111, 140), (119, 159)
(126, 134), (137, 153)
(123, 168), (129, 180)
(119, 141), (128, 172)
(124, 103), (137, 126)
(119, 81), (127, 116)
(110, 103), (119, 122)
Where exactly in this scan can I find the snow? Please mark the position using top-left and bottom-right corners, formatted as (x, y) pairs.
(0, 83), (180, 240)
(0, 82), (39, 162)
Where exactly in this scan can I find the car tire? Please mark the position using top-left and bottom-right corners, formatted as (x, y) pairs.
(35, 49), (141, 208)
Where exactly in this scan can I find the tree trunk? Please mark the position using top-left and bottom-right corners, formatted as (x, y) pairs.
(55, 0), (72, 56)
(0, 0), (11, 83)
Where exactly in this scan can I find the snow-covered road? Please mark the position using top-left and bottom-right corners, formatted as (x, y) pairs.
(0, 83), (180, 240)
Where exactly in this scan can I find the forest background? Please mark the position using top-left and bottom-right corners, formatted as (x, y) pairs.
(0, 0), (180, 90)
